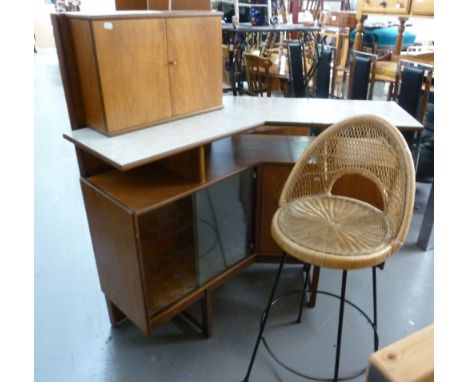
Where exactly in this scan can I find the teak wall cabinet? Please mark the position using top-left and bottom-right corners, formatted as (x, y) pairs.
(115, 0), (212, 11)
(57, 12), (222, 136)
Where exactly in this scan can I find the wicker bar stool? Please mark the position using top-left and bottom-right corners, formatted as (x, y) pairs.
(243, 115), (415, 382)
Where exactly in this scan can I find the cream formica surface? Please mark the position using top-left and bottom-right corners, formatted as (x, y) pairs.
(64, 96), (422, 170)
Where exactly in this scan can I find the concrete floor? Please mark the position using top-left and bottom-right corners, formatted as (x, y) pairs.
(35, 49), (433, 382)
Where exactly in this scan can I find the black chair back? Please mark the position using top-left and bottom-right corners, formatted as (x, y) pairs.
(315, 49), (332, 98)
(349, 56), (371, 100)
(397, 65), (425, 118)
(288, 43), (306, 97)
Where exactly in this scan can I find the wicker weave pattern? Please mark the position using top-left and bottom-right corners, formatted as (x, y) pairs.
(272, 115), (415, 269)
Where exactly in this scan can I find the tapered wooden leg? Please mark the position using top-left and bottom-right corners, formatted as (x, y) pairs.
(308, 266), (321, 308)
(105, 296), (127, 327)
(202, 290), (213, 338)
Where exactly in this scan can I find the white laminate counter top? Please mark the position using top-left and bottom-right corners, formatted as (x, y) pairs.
(64, 96), (422, 171)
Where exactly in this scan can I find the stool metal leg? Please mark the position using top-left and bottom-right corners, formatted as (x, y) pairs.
(296, 264), (311, 323)
(243, 252), (287, 382)
(333, 270), (348, 382)
(372, 266), (378, 351)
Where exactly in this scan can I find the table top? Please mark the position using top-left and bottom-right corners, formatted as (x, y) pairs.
(64, 96), (423, 171)
(222, 23), (320, 33)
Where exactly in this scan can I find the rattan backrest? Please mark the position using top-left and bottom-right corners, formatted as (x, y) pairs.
(243, 53), (273, 97)
(279, 115), (415, 248)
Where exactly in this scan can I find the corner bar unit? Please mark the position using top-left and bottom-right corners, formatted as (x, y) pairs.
(54, 9), (423, 337)
(63, 95), (422, 336)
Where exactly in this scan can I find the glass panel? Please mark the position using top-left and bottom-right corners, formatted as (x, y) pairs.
(194, 170), (253, 285)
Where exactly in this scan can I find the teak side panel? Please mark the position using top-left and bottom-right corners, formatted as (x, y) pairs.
(69, 19), (107, 134)
(171, 0), (211, 10)
(147, 0), (169, 9)
(81, 180), (149, 334)
(148, 0), (211, 10)
(92, 18), (173, 134)
(256, 164), (293, 256)
(410, 0), (434, 16)
(115, 0), (148, 10)
(166, 17), (223, 117)
(51, 14), (85, 131)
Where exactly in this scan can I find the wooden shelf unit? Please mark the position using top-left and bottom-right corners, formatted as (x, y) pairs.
(78, 130), (315, 334)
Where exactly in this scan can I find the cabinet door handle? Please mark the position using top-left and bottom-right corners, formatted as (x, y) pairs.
(379, 0), (387, 6)
(169, 60), (177, 66)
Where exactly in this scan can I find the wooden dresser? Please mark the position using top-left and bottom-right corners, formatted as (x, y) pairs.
(354, 0), (434, 54)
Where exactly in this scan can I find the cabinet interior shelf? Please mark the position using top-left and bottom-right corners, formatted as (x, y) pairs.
(85, 132), (315, 215)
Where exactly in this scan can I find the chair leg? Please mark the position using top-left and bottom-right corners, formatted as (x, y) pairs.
(372, 267), (379, 351)
(243, 252), (287, 382)
(387, 82), (394, 101)
(296, 264), (311, 323)
(333, 270), (348, 382)
(308, 266), (321, 308)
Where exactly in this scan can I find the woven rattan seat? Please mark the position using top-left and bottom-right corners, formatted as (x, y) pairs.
(271, 114), (415, 270)
(272, 195), (392, 269)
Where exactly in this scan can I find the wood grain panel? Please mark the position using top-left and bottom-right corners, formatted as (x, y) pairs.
(410, 0), (433, 16)
(166, 17), (223, 116)
(147, 0), (169, 10)
(81, 180), (149, 334)
(157, 147), (205, 182)
(367, 324), (434, 382)
(359, 0), (411, 15)
(148, 0), (211, 10)
(249, 125), (311, 136)
(115, 0), (148, 10)
(137, 197), (197, 315)
(171, 0), (211, 10)
(51, 14), (85, 130)
(331, 173), (384, 211)
(256, 164), (293, 255)
(69, 19), (107, 134)
(92, 18), (172, 134)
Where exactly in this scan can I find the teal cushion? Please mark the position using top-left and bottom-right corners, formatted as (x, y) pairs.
(350, 27), (416, 49)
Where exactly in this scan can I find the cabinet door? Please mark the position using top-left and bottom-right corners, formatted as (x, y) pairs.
(411, 0), (433, 15)
(359, 0), (411, 15)
(256, 164), (293, 257)
(166, 17), (223, 117)
(92, 18), (172, 134)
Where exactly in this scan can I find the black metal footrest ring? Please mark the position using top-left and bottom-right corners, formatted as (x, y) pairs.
(259, 289), (379, 382)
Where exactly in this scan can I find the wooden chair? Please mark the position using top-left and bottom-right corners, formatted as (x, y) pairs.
(243, 115), (415, 382)
(392, 60), (434, 167)
(392, 60), (434, 123)
(348, 50), (377, 100)
(288, 43), (306, 97)
(243, 53), (273, 97)
(312, 46), (334, 98)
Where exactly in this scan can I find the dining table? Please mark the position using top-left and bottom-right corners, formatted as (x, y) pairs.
(222, 22), (321, 95)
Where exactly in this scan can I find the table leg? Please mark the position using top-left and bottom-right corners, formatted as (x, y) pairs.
(417, 182), (434, 251)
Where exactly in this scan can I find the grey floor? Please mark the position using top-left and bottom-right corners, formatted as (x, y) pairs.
(35, 49), (434, 382)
